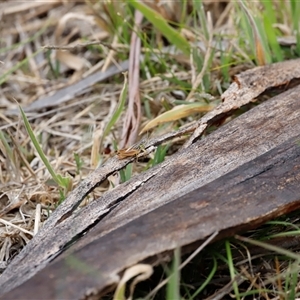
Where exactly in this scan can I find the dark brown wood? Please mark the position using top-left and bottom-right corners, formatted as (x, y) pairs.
(3, 132), (300, 300)
(1, 84), (300, 297)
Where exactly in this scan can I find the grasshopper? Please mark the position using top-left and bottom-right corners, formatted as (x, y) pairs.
(116, 142), (147, 160)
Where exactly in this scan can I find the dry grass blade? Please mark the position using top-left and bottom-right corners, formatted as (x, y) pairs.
(140, 102), (215, 134)
(43, 41), (118, 52)
(119, 10), (143, 149)
(0, 218), (33, 237)
(204, 275), (246, 300)
(113, 264), (153, 300)
(1, 1), (60, 16)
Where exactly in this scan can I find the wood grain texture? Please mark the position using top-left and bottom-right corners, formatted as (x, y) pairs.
(3, 129), (300, 300)
(1, 84), (300, 296)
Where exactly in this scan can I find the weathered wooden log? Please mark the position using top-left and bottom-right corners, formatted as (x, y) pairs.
(1, 84), (300, 299)
(3, 116), (300, 300)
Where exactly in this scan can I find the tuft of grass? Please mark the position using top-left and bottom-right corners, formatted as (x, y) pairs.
(129, 1), (191, 56)
(119, 163), (133, 183)
(261, 1), (284, 62)
(150, 144), (169, 167)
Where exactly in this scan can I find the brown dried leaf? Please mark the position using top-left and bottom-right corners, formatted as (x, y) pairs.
(54, 12), (96, 43)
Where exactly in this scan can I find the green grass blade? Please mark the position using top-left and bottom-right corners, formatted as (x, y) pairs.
(192, 0), (209, 39)
(74, 152), (83, 175)
(19, 105), (69, 189)
(261, 3), (283, 62)
(191, 255), (217, 298)
(129, 0), (191, 56)
(151, 144), (169, 167)
(120, 163), (133, 183)
(166, 248), (181, 300)
(288, 270), (298, 300)
(236, 235), (300, 261)
(101, 72), (128, 151)
(225, 240), (240, 300)
(0, 130), (14, 162)
(290, 0), (300, 55)
(253, 14), (272, 63)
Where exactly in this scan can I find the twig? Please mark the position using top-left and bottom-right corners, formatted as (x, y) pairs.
(204, 275), (245, 300)
(34, 204), (41, 235)
(43, 40), (120, 52)
(0, 218), (33, 236)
